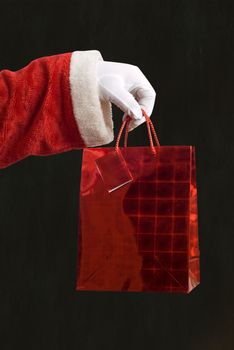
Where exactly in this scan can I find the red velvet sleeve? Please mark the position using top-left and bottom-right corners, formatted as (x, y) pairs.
(0, 52), (86, 169)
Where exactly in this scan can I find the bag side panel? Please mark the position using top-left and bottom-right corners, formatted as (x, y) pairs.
(188, 147), (200, 292)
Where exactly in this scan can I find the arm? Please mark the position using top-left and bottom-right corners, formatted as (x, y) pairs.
(0, 50), (114, 168)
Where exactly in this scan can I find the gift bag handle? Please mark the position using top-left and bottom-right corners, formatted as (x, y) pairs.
(115, 108), (160, 153)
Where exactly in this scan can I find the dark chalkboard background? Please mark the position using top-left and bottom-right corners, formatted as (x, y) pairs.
(0, 1), (233, 349)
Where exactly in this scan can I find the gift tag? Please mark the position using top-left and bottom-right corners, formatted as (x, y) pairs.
(95, 149), (133, 193)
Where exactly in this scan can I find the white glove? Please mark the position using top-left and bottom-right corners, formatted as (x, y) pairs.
(97, 61), (156, 131)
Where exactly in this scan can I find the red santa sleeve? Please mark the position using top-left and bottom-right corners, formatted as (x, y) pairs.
(0, 50), (114, 169)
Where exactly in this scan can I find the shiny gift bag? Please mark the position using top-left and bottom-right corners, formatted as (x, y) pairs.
(75, 110), (200, 293)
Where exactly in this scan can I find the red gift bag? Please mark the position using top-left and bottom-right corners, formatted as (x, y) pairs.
(75, 110), (200, 293)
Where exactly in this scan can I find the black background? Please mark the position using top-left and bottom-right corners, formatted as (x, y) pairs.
(0, 0), (233, 349)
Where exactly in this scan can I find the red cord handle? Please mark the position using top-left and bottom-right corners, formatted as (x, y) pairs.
(115, 108), (160, 153)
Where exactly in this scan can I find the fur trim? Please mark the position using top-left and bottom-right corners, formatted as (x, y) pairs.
(69, 50), (114, 147)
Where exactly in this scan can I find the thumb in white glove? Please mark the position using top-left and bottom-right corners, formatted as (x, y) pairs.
(97, 61), (156, 131)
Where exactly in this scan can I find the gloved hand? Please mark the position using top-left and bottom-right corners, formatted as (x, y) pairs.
(97, 61), (156, 131)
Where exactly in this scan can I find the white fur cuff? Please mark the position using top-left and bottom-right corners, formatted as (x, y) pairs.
(69, 50), (114, 147)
